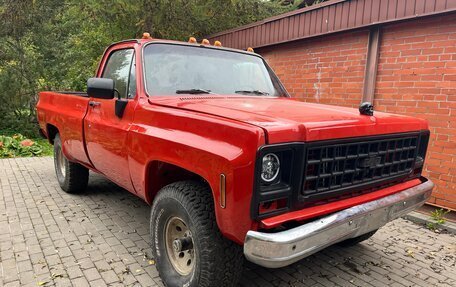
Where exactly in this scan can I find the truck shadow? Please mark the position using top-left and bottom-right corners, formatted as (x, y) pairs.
(240, 245), (380, 287)
(82, 172), (393, 287)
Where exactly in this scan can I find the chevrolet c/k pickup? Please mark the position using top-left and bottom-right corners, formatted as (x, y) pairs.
(36, 35), (433, 287)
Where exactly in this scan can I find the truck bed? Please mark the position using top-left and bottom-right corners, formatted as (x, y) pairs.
(53, 91), (88, 97)
(36, 91), (91, 165)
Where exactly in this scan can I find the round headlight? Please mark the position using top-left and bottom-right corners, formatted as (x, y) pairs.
(261, 153), (280, 183)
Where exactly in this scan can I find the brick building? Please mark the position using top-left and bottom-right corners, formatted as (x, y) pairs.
(208, 0), (456, 210)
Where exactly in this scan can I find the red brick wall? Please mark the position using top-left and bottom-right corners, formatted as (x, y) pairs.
(260, 30), (369, 108)
(258, 14), (456, 210)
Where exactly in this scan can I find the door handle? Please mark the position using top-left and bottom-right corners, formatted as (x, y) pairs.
(89, 101), (101, 107)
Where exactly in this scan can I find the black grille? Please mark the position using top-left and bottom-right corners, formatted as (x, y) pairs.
(301, 134), (419, 200)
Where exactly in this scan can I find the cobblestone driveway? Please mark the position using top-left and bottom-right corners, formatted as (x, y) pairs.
(1, 157), (455, 287)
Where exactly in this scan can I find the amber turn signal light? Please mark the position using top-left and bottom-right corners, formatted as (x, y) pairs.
(258, 198), (288, 215)
(142, 32), (152, 40)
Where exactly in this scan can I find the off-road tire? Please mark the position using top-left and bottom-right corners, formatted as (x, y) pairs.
(53, 134), (89, 193)
(150, 181), (244, 287)
(338, 229), (378, 247)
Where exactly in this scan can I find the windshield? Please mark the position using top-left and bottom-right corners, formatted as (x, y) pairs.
(143, 43), (286, 97)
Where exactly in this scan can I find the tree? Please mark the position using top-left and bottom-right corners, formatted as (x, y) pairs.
(0, 0), (67, 135)
(270, 0), (329, 8)
(138, 0), (291, 40)
(0, 0), (296, 136)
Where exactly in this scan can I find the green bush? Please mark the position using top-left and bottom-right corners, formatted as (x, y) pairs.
(0, 134), (52, 158)
(0, 115), (40, 139)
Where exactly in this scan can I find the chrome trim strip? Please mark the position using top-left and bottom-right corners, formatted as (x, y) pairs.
(244, 180), (434, 268)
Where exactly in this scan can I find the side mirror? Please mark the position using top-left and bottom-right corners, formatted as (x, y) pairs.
(87, 78), (115, 99)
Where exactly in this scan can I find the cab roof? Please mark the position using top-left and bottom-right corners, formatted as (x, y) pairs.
(107, 36), (260, 58)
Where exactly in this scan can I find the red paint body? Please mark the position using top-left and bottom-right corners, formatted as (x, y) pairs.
(36, 39), (429, 244)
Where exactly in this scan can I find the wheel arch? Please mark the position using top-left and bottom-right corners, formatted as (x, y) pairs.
(46, 123), (59, 144)
(144, 160), (213, 205)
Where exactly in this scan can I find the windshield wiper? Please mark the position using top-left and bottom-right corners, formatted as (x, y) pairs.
(235, 90), (269, 96)
(176, 88), (212, 94)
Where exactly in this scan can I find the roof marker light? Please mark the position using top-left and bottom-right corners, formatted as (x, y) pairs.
(214, 40), (222, 47)
(188, 37), (197, 44)
(142, 32), (152, 40)
(201, 39), (210, 45)
(247, 47), (254, 52)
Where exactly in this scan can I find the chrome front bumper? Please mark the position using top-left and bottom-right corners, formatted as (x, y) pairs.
(244, 179), (434, 268)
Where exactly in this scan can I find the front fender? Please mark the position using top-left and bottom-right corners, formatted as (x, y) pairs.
(128, 104), (265, 244)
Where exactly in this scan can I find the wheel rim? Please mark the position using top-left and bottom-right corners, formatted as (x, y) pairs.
(56, 146), (66, 177)
(164, 217), (195, 276)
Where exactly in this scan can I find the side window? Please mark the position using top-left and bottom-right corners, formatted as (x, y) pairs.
(102, 49), (134, 99)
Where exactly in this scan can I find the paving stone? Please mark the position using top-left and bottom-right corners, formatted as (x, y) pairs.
(1, 157), (455, 286)
(83, 267), (102, 281)
(17, 260), (33, 273)
(4, 281), (21, 287)
(100, 269), (120, 284)
(66, 265), (84, 279)
(71, 277), (90, 287)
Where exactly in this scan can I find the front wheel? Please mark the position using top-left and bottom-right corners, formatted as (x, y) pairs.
(53, 134), (89, 193)
(150, 181), (243, 287)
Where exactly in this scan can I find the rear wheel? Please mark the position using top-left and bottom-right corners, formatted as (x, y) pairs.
(338, 229), (378, 247)
(150, 181), (243, 287)
(53, 134), (89, 193)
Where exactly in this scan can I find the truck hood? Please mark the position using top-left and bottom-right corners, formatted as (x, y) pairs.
(151, 96), (428, 144)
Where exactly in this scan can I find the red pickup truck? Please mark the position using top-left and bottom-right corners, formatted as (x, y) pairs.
(36, 36), (433, 287)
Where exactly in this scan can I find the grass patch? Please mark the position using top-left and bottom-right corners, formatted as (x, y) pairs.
(426, 208), (450, 231)
(34, 137), (54, 156)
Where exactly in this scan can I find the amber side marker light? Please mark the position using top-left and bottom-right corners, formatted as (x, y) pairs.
(214, 40), (222, 47)
(188, 37), (197, 44)
(201, 39), (210, 45)
(220, 174), (226, 208)
(142, 32), (153, 40)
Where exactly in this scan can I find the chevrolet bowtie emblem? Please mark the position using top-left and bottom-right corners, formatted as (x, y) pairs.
(358, 156), (381, 168)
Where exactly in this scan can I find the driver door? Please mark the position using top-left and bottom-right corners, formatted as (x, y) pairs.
(84, 46), (137, 192)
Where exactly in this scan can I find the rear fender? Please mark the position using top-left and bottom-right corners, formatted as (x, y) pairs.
(36, 91), (91, 165)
